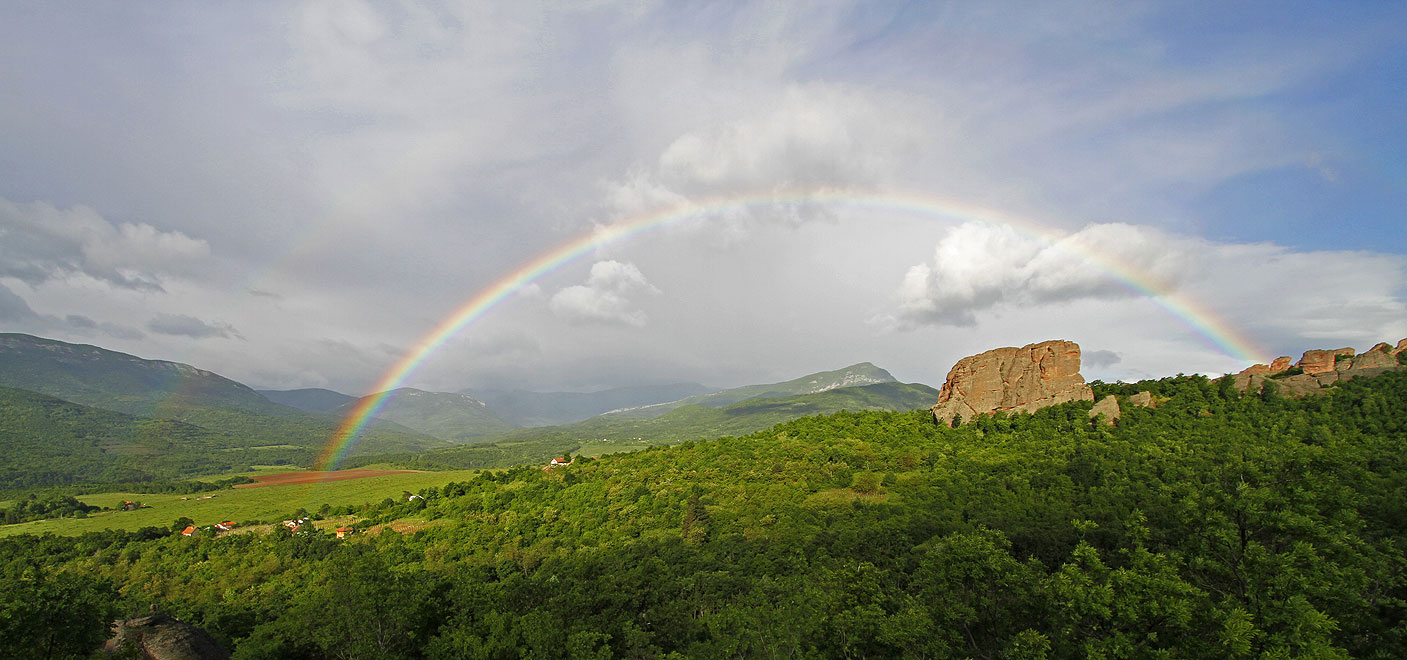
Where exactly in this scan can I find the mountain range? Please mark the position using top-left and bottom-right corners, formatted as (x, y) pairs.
(0, 332), (937, 486)
(0, 334), (446, 466)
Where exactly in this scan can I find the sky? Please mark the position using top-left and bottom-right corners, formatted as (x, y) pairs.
(1, 1), (1405, 396)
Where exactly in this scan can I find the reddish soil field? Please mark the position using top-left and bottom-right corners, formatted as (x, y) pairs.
(234, 469), (419, 488)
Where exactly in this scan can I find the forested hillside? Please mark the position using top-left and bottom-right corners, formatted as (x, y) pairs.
(4, 371), (1404, 658)
(0, 333), (446, 458)
(0, 386), (243, 489)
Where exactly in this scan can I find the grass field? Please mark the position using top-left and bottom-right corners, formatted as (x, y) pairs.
(0, 468), (481, 537)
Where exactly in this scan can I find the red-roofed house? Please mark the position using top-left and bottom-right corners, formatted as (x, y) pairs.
(180, 526), (197, 536)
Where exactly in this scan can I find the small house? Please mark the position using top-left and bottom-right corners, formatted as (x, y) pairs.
(214, 521), (236, 531)
(180, 526), (197, 537)
(549, 457), (571, 467)
(335, 527), (354, 539)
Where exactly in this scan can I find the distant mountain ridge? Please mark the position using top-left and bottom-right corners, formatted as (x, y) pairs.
(349, 380), (941, 471)
(258, 388), (356, 413)
(462, 382), (714, 427)
(336, 388), (516, 441)
(604, 362), (897, 419)
(0, 333), (445, 457)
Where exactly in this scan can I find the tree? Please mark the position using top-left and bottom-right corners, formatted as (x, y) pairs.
(0, 563), (117, 660)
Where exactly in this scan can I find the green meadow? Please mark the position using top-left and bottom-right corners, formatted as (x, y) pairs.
(0, 469), (480, 537)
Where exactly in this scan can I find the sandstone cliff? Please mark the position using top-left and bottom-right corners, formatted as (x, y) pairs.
(1231, 339), (1406, 397)
(931, 339), (1094, 426)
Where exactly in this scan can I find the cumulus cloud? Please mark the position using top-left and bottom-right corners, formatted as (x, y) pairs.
(549, 260), (660, 327)
(603, 84), (919, 231)
(0, 198), (210, 290)
(147, 313), (241, 340)
(895, 222), (1196, 327)
(891, 220), (1407, 365)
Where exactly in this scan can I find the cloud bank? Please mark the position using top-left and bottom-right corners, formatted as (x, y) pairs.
(549, 260), (660, 327)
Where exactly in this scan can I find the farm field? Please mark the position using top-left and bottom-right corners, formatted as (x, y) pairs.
(0, 468), (480, 537)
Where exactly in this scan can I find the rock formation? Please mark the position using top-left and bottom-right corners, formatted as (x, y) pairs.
(1231, 338), (1406, 398)
(103, 612), (229, 660)
(1089, 396), (1120, 426)
(1126, 391), (1154, 408)
(931, 340), (1094, 426)
(1296, 348), (1355, 375)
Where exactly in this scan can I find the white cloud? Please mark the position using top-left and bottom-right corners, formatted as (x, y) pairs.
(0, 198), (210, 290)
(895, 222), (1196, 327)
(891, 220), (1407, 362)
(602, 84), (920, 232)
(549, 260), (660, 327)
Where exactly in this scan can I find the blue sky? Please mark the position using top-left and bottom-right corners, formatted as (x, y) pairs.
(0, 1), (1403, 394)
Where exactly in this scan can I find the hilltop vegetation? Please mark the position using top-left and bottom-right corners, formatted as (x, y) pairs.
(4, 369), (1404, 658)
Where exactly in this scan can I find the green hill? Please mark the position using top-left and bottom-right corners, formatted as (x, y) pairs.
(257, 388), (355, 413)
(0, 333), (445, 457)
(337, 388), (517, 441)
(0, 386), (246, 489)
(603, 362), (897, 419)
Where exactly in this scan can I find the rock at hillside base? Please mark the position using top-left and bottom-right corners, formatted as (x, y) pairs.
(103, 613), (229, 660)
(1127, 391), (1154, 408)
(1089, 396), (1120, 426)
(1296, 348), (1354, 375)
(931, 339), (1094, 426)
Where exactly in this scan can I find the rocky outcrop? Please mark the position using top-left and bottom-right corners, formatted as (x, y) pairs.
(1232, 339), (1406, 398)
(1296, 348), (1355, 375)
(931, 340), (1094, 426)
(1089, 396), (1120, 426)
(1238, 357), (1293, 378)
(103, 613), (228, 660)
(1127, 391), (1154, 408)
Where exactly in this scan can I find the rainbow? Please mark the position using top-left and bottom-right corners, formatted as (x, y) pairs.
(316, 189), (1267, 469)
